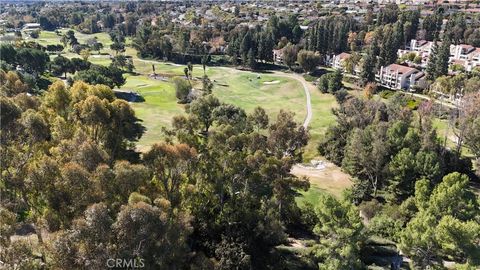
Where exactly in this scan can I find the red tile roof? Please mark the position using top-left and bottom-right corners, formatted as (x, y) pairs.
(336, 52), (351, 60)
(385, 64), (418, 74)
(417, 40), (428, 46)
(460, 44), (474, 49)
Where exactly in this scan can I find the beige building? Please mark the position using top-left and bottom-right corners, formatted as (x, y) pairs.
(377, 64), (425, 91)
(400, 39), (480, 72)
(331, 52), (352, 70)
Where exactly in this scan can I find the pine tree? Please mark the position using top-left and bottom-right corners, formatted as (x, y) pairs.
(247, 49), (256, 70)
(240, 31), (253, 66)
(426, 41), (438, 80)
(361, 44), (377, 85)
(257, 31), (274, 63)
(308, 27), (317, 51)
(435, 38), (451, 78)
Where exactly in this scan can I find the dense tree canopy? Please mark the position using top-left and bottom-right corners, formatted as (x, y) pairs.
(2, 2), (480, 269)
(0, 71), (313, 269)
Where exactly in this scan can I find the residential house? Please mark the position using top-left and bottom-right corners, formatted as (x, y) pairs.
(407, 39), (429, 52)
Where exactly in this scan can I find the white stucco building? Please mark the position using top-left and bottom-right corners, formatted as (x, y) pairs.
(377, 64), (425, 91)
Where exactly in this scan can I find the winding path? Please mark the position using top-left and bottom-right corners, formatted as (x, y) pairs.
(271, 71), (313, 129)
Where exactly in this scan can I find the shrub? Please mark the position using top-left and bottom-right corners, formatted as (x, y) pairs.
(303, 74), (316, 82)
(29, 30), (39, 39)
(317, 74), (330, 93)
(359, 199), (382, 220)
(378, 89), (395, 99)
(317, 69), (343, 94)
(173, 77), (191, 103)
(128, 192), (152, 205)
(297, 50), (321, 73)
(334, 89), (349, 104)
(368, 214), (403, 241)
(406, 98), (421, 110)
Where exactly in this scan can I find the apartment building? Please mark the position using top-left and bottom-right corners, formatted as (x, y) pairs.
(400, 39), (480, 71)
(273, 48), (284, 64)
(329, 52), (425, 91)
(376, 64), (425, 91)
(331, 52), (352, 70)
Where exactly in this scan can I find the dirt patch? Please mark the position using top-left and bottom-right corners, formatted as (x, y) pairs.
(292, 160), (352, 197)
(92, 54), (110, 58)
(287, 237), (307, 249)
(148, 73), (171, 81)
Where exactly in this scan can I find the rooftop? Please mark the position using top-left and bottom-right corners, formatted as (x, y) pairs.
(23, 23), (40, 27)
(385, 64), (418, 74)
(336, 52), (351, 60)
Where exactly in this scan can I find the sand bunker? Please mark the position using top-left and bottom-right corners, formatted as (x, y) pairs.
(263, 80), (280, 85)
(294, 160), (327, 170)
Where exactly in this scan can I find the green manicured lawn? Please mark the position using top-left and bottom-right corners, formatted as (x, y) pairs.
(296, 185), (328, 205)
(305, 90), (337, 160)
(32, 32), (334, 158)
(123, 64), (339, 159)
(33, 30), (62, 46)
(123, 67), (312, 152)
(122, 74), (185, 151)
(212, 70), (306, 124)
(433, 118), (449, 144)
(36, 29), (112, 47)
(88, 56), (112, 66)
(131, 59), (220, 78)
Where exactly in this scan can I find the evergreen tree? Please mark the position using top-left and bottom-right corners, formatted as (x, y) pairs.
(421, 8), (443, 41)
(360, 45), (376, 85)
(240, 31), (254, 66)
(435, 38), (451, 78)
(311, 194), (365, 269)
(247, 49), (256, 70)
(425, 41), (439, 80)
(257, 31), (274, 63)
(426, 39), (450, 81)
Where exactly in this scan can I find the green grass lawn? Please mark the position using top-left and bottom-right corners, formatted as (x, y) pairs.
(212, 70), (306, 123)
(32, 31), (333, 158)
(121, 63), (339, 156)
(305, 90), (337, 160)
(36, 29), (112, 47)
(131, 59), (220, 78)
(122, 74), (185, 151)
(123, 67), (314, 152)
(120, 63), (347, 204)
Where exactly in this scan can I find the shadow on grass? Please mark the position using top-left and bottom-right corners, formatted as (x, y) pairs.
(310, 68), (332, 77)
(114, 90), (145, 102)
